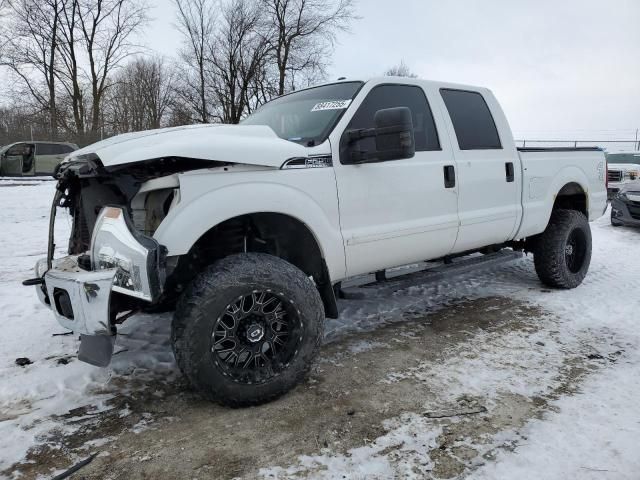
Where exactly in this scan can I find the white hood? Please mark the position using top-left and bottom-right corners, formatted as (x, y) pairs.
(68, 124), (312, 169)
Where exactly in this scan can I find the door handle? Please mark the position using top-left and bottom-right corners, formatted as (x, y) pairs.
(505, 162), (514, 182)
(443, 165), (455, 188)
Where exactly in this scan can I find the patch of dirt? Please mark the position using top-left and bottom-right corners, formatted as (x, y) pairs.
(3, 296), (612, 479)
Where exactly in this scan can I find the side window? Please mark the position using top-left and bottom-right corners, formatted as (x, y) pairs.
(59, 144), (75, 154)
(6, 143), (26, 156)
(440, 89), (502, 150)
(36, 143), (54, 155)
(346, 84), (440, 157)
(37, 143), (71, 155)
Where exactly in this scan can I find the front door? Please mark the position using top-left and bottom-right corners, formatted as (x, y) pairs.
(1, 143), (33, 176)
(35, 143), (69, 175)
(332, 83), (460, 278)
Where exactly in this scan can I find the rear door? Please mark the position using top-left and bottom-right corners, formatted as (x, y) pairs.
(35, 143), (72, 175)
(332, 82), (460, 277)
(439, 88), (521, 252)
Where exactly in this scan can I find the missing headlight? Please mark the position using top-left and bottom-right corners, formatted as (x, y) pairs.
(144, 189), (176, 236)
(91, 206), (165, 301)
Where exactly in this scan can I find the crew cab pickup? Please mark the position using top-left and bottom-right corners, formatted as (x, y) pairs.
(606, 151), (640, 198)
(28, 77), (608, 406)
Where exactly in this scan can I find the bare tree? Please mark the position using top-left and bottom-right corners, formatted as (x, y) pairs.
(171, 0), (358, 123)
(1, 0), (359, 145)
(260, 0), (357, 96)
(208, 0), (270, 123)
(140, 58), (176, 129)
(173, 0), (216, 123)
(1, 0), (63, 139)
(56, 0), (86, 137)
(166, 100), (195, 127)
(107, 56), (176, 133)
(0, 104), (50, 144)
(384, 60), (418, 78)
(75, 0), (149, 141)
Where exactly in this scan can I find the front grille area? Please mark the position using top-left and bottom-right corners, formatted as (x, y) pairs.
(608, 170), (623, 182)
(60, 177), (129, 254)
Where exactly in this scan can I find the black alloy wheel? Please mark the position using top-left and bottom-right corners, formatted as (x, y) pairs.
(564, 228), (588, 274)
(172, 253), (324, 407)
(211, 290), (302, 385)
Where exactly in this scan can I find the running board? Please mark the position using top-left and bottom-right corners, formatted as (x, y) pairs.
(340, 250), (523, 295)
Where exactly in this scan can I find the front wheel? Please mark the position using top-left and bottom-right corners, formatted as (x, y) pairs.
(533, 209), (592, 289)
(172, 253), (324, 407)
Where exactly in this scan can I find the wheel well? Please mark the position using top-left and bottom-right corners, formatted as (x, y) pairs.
(166, 213), (338, 318)
(520, 183), (588, 253)
(553, 182), (587, 215)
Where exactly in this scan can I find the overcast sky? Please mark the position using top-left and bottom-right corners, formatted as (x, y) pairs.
(139, 0), (638, 140)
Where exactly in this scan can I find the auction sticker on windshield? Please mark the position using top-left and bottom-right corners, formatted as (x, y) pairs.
(311, 100), (352, 112)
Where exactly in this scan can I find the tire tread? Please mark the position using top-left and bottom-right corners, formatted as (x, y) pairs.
(171, 253), (324, 407)
(533, 209), (592, 289)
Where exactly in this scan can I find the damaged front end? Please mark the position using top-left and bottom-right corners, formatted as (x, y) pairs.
(27, 155), (217, 366)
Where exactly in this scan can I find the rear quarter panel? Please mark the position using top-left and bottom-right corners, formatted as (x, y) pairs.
(516, 149), (607, 238)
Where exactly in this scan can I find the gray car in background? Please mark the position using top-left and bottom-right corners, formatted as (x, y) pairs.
(611, 180), (640, 227)
(0, 141), (78, 177)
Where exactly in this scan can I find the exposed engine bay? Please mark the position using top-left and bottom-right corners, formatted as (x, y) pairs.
(53, 155), (223, 256)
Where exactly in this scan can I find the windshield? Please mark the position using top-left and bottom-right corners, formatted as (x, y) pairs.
(242, 81), (363, 146)
(606, 153), (640, 165)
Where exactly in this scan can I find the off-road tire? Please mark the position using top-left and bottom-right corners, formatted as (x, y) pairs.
(172, 253), (324, 407)
(534, 209), (592, 289)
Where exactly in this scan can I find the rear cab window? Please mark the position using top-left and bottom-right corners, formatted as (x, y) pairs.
(440, 89), (502, 150)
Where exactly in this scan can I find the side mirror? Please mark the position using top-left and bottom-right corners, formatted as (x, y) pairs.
(344, 106), (415, 164)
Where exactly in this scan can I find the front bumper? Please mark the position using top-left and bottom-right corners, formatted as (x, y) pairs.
(36, 256), (117, 335)
(608, 180), (639, 199)
(611, 196), (640, 227)
(33, 203), (166, 366)
(35, 256), (119, 367)
(608, 181), (626, 199)
(607, 187), (620, 200)
(35, 203), (166, 330)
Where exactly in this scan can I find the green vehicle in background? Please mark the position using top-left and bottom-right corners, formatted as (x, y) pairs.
(0, 141), (78, 177)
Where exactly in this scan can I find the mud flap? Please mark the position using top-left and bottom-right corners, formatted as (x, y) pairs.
(78, 334), (116, 367)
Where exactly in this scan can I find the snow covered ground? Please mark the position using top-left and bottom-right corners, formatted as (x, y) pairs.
(1, 180), (639, 479)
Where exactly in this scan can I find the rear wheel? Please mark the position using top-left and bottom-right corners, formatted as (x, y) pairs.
(172, 253), (324, 407)
(533, 209), (592, 289)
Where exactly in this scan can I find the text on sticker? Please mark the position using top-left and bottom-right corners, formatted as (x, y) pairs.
(311, 100), (352, 112)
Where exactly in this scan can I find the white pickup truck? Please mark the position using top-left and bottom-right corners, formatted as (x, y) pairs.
(606, 151), (640, 198)
(27, 77), (607, 406)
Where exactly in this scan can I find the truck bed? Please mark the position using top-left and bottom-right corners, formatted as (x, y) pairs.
(514, 147), (607, 239)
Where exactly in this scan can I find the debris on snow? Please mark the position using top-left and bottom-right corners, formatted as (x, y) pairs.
(14, 357), (32, 367)
(50, 452), (98, 480)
